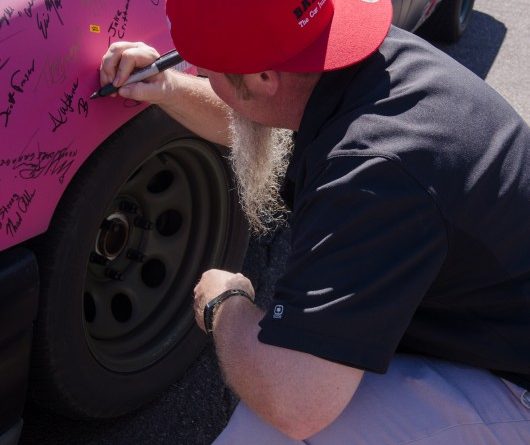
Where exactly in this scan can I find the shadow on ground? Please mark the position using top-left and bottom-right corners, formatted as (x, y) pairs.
(436, 10), (506, 79)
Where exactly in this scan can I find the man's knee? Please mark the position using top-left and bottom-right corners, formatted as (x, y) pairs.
(214, 356), (530, 445)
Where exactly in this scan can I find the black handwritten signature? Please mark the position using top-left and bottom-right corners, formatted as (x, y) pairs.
(0, 1), (36, 32)
(0, 145), (78, 184)
(0, 189), (36, 237)
(0, 7), (15, 30)
(108, 0), (130, 45)
(78, 96), (89, 117)
(37, 0), (64, 40)
(0, 59), (36, 128)
(19, 0), (35, 18)
(0, 57), (9, 70)
(48, 78), (89, 132)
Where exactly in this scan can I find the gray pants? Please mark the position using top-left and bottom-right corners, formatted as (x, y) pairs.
(213, 355), (530, 444)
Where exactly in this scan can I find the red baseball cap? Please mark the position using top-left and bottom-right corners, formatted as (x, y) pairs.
(166, 0), (392, 74)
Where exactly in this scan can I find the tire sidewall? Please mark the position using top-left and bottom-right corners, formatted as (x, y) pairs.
(34, 107), (246, 417)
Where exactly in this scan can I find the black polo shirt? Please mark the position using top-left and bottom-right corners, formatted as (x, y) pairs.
(258, 26), (530, 389)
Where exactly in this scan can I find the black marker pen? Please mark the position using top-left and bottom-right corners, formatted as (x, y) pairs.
(90, 50), (183, 99)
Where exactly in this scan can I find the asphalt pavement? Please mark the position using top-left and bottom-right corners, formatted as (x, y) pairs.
(437, 0), (529, 122)
(19, 1), (530, 444)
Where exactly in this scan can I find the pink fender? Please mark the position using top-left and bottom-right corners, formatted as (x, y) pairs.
(0, 0), (194, 250)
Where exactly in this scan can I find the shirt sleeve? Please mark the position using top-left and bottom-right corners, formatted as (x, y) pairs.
(258, 155), (448, 373)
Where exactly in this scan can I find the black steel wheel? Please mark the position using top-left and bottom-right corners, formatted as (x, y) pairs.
(29, 106), (248, 418)
(417, 0), (475, 43)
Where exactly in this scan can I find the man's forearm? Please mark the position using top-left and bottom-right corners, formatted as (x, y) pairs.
(213, 297), (306, 436)
(212, 298), (274, 415)
(212, 297), (363, 440)
(159, 72), (231, 147)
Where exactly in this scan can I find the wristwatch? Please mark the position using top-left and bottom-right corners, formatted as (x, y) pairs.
(203, 289), (254, 336)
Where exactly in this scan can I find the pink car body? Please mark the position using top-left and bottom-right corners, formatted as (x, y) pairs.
(1, 4), (201, 440)
(0, 0), (192, 251)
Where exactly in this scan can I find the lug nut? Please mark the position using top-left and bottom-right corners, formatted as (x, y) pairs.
(127, 249), (145, 263)
(105, 268), (124, 281)
(134, 216), (153, 230)
(119, 201), (138, 214)
(90, 252), (109, 266)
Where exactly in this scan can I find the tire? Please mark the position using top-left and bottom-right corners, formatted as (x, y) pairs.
(417, 0), (475, 43)
(29, 106), (249, 418)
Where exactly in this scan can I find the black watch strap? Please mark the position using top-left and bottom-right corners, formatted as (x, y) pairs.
(203, 289), (254, 336)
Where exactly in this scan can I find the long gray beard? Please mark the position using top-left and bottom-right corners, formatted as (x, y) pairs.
(228, 111), (293, 235)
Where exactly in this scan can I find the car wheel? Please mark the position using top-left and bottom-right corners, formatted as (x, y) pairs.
(417, 0), (475, 43)
(29, 106), (249, 418)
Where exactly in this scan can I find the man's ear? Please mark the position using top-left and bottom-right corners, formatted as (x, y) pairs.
(244, 70), (280, 98)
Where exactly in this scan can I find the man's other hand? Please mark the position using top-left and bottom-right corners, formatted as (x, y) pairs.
(193, 269), (255, 331)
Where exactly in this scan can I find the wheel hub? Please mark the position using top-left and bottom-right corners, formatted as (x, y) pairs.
(95, 212), (130, 261)
(83, 138), (234, 373)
